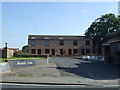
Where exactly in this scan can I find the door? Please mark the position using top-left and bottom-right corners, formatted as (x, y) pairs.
(60, 49), (63, 55)
(38, 49), (41, 55)
(81, 49), (85, 55)
(52, 49), (55, 55)
(68, 49), (72, 55)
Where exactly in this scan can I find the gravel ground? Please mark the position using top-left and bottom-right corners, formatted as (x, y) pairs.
(2, 63), (60, 78)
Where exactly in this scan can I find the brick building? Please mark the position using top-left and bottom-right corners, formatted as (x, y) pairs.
(0, 48), (19, 58)
(28, 35), (92, 56)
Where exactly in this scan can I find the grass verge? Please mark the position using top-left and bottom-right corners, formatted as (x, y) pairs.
(0, 59), (6, 63)
(0, 57), (44, 63)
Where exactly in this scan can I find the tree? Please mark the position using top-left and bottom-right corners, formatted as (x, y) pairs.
(22, 45), (29, 53)
(85, 13), (120, 54)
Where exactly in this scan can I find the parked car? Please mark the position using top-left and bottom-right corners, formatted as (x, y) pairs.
(82, 55), (105, 62)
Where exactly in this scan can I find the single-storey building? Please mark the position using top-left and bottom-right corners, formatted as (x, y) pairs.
(0, 46), (19, 58)
(102, 31), (120, 64)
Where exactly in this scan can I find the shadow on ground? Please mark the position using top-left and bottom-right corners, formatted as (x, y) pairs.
(56, 59), (119, 80)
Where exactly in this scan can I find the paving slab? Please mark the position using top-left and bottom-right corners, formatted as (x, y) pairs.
(0, 63), (11, 73)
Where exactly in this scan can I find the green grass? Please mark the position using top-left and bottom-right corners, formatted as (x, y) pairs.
(0, 57), (44, 63)
(7, 57), (44, 59)
(0, 59), (6, 63)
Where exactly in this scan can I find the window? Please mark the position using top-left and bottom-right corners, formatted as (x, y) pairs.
(31, 49), (36, 54)
(31, 37), (36, 39)
(86, 40), (90, 46)
(44, 40), (50, 46)
(73, 40), (78, 46)
(38, 49), (41, 54)
(73, 49), (78, 53)
(45, 37), (49, 39)
(59, 40), (64, 46)
(45, 49), (49, 54)
(86, 49), (91, 54)
(59, 37), (63, 39)
(31, 40), (36, 46)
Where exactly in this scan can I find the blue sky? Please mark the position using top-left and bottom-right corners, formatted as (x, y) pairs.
(2, 2), (118, 49)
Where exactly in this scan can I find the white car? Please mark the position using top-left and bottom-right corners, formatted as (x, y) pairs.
(82, 56), (105, 62)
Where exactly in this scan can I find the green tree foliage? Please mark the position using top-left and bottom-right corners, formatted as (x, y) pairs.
(22, 45), (29, 53)
(85, 13), (120, 54)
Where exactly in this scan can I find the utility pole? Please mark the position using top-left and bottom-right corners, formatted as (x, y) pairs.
(5, 42), (8, 48)
(4, 42), (8, 58)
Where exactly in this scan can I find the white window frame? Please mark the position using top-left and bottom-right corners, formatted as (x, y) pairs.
(31, 37), (36, 39)
(59, 37), (63, 39)
(31, 40), (36, 46)
(45, 37), (50, 39)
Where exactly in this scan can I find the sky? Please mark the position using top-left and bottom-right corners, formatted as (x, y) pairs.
(2, 2), (118, 49)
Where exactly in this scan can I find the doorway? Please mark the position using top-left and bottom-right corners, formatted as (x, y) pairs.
(68, 49), (72, 55)
(81, 49), (85, 55)
(38, 49), (41, 55)
(52, 49), (55, 55)
(60, 49), (63, 55)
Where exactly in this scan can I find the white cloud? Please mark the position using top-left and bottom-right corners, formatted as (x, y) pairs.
(83, 10), (87, 13)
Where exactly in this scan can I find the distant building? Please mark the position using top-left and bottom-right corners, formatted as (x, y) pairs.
(102, 31), (120, 63)
(28, 35), (92, 56)
(0, 47), (19, 58)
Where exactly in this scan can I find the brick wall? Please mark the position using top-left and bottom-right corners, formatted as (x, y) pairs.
(28, 35), (92, 56)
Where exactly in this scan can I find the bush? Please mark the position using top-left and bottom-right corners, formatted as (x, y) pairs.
(115, 51), (120, 56)
(105, 56), (112, 63)
(14, 52), (28, 55)
(72, 53), (82, 56)
(13, 54), (46, 58)
(85, 53), (94, 56)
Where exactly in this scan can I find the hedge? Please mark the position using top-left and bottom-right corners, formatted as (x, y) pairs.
(13, 55), (48, 58)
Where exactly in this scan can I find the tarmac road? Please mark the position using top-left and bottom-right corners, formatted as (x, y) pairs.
(49, 57), (119, 80)
(1, 57), (119, 87)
